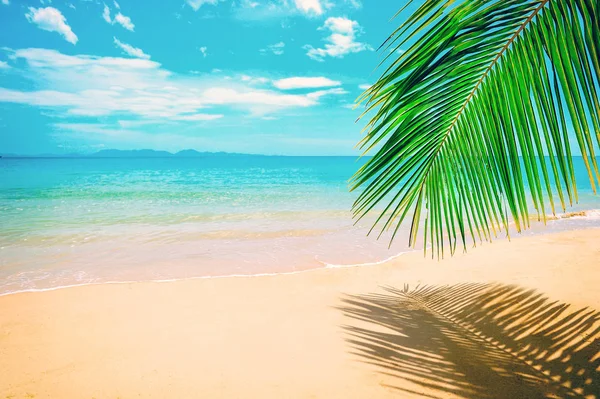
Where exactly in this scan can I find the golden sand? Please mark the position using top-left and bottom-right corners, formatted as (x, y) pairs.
(1, 229), (599, 398)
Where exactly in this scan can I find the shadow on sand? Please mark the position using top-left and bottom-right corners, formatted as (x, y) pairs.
(340, 283), (600, 399)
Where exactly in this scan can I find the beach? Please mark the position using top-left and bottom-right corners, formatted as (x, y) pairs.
(2, 0), (600, 397)
(1, 228), (599, 398)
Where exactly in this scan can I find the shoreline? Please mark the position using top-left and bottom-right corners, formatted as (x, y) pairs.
(0, 250), (416, 298)
(1, 227), (599, 398)
(2, 219), (600, 298)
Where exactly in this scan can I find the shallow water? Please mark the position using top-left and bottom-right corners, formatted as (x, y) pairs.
(1, 156), (599, 295)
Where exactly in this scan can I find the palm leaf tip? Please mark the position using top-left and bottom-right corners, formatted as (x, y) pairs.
(352, 0), (600, 257)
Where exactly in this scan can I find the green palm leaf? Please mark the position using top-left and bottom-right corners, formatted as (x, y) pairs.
(352, 0), (600, 258)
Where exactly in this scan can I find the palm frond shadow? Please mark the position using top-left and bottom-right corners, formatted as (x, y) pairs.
(340, 283), (600, 399)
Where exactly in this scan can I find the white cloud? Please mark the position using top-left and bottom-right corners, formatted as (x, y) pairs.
(114, 12), (134, 31)
(244, 0), (259, 8)
(293, 0), (323, 15)
(240, 75), (269, 85)
(0, 48), (346, 121)
(102, 5), (134, 31)
(113, 37), (150, 59)
(2, 0), (10, 5)
(199, 46), (208, 58)
(345, 0), (361, 9)
(273, 77), (341, 90)
(305, 17), (372, 61)
(186, 0), (224, 11)
(260, 42), (285, 56)
(113, 0), (120, 9)
(102, 4), (111, 22)
(305, 87), (348, 99)
(173, 113), (224, 121)
(117, 119), (170, 128)
(234, 0), (332, 20)
(0, 61), (9, 69)
(358, 84), (370, 90)
(25, 7), (78, 45)
(202, 87), (314, 108)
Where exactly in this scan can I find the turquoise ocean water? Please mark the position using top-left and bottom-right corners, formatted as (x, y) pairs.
(1, 156), (599, 295)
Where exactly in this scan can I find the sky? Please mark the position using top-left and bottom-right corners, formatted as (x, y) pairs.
(0, 0), (414, 155)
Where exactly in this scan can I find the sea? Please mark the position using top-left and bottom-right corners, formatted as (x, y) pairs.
(1, 155), (599, 295)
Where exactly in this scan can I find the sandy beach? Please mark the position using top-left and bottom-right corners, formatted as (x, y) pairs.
(1, 228), (599, 398)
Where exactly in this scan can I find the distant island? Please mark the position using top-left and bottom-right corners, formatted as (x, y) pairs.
(0, 149), (258, 159)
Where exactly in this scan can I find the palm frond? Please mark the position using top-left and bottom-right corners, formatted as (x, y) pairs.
(352, 0), (600, 257)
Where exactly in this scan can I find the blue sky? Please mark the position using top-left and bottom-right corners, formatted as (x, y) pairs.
(0, 0), (413, 155)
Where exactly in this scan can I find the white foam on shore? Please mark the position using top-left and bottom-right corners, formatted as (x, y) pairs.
(0, 250), (417, 297)
(0, 268), (340, 297)
(552, 209), (600, 220)
(318, 250), (414, 269)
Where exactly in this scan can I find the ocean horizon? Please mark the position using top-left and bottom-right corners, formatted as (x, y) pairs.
(1, 155), (600, 296)
(0, 149), (371, 158)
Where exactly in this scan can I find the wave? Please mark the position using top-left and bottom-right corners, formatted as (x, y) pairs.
(317, 250), (414, 269)
(547, 209), (600, 221)
(0, 250), (417, 297)
(0, 259), (373, 298)
(0, 270), (314, 297)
